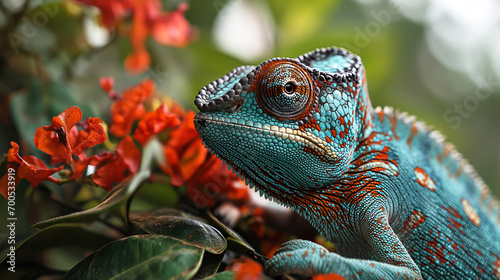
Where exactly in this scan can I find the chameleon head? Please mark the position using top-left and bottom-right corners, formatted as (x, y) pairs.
(194, 47), (371, 199)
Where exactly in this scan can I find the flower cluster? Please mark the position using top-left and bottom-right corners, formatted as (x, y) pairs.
(1, 106), (106, 198)
(1, 78), (247, 209)
(230, 257), (346, 280)
(74, 0), (197, 74)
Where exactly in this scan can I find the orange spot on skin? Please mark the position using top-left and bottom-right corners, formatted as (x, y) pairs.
(389, 113), (399, 140)
(454, 167), (462, 179)
(331, 129), (337, 137)
(494, 259), (500, 279)
(462, 198), (481, 226)
(447, 217), (463, 230)
(377, 110), (385, 123)
(414, 167), (436, 191)
(407, 122), (418, 149)
(403, 210), (425, 233)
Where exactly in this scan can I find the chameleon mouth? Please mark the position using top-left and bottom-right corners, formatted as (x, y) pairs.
(194, 115), (339, 207)
(194, 116), (338, 164)
(195, 118), (284, 205)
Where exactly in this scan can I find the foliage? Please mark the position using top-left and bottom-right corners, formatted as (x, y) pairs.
(0, 0), (306, 279)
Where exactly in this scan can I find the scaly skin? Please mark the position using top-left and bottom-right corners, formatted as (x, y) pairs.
(193, 47), (500, 279)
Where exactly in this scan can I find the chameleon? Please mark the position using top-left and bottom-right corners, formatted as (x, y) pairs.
(193, 47), (500, 279)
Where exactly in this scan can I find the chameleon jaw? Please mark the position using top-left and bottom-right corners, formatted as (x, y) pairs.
(194, 115), (338, 165)
(196, 127), (285, 206)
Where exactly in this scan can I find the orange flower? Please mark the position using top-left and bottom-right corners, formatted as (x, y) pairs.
(74, 0), (197, 73)
(93, 135), (141, 190)
(70, 117), (107, 156)
(161, 111), (206, 186)
(34, 106), (82, 162)
(71, 152), (114, 180)
(151, 3), (196, 48)
(232, 258), (263, 280)
(311, 274), (346, 280)
(187, 158), (249, 208)
(133, 103), (180, 145)
(73, 0), (133, 28)
(34, 107), (107, 164)
(124, 49), (151, 75)
(0, 142), (63, 198)
(99, 76), (114, 93)
(107, 78), (155, 137)
(160, 110), (249, 207)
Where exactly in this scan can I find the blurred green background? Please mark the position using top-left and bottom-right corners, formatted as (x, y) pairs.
(1, 0), (499, 195)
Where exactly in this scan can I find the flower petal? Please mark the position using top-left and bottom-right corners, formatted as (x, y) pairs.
(109, 79), (154, 137)
(18, 155), (63, 187)
(116, 135), (141, 173)
(133, 104), (180, 145)
(152, 3), (196, 48)
(34, 106), (82, 160)
(92, 156), (128, 191)
(71, 117), (107, 156)
(124, 49), (151, 74)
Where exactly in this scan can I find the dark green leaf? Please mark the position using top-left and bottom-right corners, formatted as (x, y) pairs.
(192, 252), (224, 280)
(130, 214), (227, 254)
(204, 210), (254, 252)
(203, 271), (235, 280)
(32, 170), (150, 230)
(1, 225), (115, 265)
(0, 179), (37, 259)
(62, 235), (203, 280)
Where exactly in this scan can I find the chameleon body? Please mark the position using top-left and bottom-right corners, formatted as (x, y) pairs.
(193, 47), (500, 279)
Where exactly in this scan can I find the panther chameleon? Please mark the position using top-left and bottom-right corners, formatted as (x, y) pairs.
(193, 47), (500, 279)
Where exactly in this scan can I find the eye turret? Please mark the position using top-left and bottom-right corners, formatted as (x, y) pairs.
(254, 60), (314, 120)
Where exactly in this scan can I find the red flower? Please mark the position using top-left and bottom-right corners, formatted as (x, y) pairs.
(74, 0), (133, 28)
(34, 107), (107, 164)
(99, 76), (114, 93)
(1, 142), (63, 198)
(34, 106), (82, 162)
(133, 103), (180, 145)
(311, 274), (346, 280)
(93, 135), (141, 190)
(70, 117), (107, 156)
(187, 157), (249, 208)
(74, 0), (197, 74)
(151, 3), (196, 48)
(232, 258), (263, 280)
(160, 110), (248, 207)
(107, 79), (155, 137)
(71, 152), (114, 180)
(161, 111), (207, 186)
(124, 49), (151, 75)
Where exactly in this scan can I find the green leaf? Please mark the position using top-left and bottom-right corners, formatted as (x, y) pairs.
(32, 169), (150, 229)
(0, 179), (37, 258)
(62, 235), (203, 280)
(204, 211), (268, 265)
(130, 214), (227, 254)
(203, 271), (235, 280)
(1, 224), (115, 267)
(204, 210), (254, 252)
(192, 252), (224, 280)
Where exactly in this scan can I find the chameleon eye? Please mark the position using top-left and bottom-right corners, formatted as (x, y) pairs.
(284, 81), (296, 94)
(254, 60), (314, 120)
